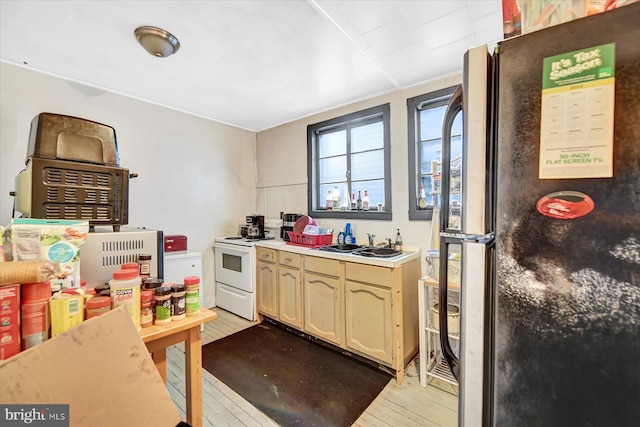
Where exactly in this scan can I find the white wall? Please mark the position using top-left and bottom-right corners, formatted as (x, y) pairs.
(0, 62), (257, 307)
(256, 74), (462, 277)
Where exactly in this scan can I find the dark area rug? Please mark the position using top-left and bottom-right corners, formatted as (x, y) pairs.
(202, 322), (392, 427)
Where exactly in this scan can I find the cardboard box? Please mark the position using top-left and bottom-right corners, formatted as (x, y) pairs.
(0, 306), (181, 426)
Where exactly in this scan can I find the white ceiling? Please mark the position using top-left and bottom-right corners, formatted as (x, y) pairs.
(0, 0), (503, 132)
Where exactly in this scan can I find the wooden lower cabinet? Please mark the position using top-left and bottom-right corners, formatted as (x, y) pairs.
(303, 272), (343, 346)
(256, 260), (277, 318)
(278, 265), (302, 328)
(256, 247), (421, 383)
(345, 281), (393, 364)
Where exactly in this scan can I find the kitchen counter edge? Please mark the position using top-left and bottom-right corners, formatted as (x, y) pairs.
(255, 240), (420, 267)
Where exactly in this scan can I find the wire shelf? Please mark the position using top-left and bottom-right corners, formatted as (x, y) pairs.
(428, 356), (458, 386)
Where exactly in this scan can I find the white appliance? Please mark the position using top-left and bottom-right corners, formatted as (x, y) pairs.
(164, 250), (205, 309)
(81, 228), (163, 287)
(214, 237), (261, 321)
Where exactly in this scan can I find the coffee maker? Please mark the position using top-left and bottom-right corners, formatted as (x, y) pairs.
(281, 213), (303, 241)
(245, 214), (265, 239)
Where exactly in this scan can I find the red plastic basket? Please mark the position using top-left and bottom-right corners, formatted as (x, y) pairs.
(286, 231), (333, 248)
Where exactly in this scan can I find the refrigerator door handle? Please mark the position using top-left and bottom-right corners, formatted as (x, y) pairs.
(440, 85), (463, 233)
(438, 235), (460, 380)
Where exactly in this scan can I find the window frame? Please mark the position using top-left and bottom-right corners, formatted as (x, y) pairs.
(407, 86), (458, 221)
(307, 103), (392, 220)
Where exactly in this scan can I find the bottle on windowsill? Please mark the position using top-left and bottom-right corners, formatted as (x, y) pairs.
(362, 190), (370, 211)
(418, 185), (427, 209)
(332, 186), (341, 211)
(342, 184), (350, 211)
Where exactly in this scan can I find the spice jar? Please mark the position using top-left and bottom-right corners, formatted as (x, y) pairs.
(184, 276), (200, 317)
(86, 296), (111, 319)
(138, 254), (152, 279)
(154, 287), (172, 326)
(140, 290), (154, 328)
(109, 269), (141, 330)
(143, 277), (163, 300)
(171, 284), (186, 321)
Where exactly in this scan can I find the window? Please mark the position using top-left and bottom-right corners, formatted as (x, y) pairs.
(407, 87), (462, 221)
(308, 104), (391, 220)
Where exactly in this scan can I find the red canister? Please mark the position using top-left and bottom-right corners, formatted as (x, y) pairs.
(21, 282), (51, 350)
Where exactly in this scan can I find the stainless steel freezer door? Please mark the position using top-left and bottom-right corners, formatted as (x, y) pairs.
(459, 239), (489, 427)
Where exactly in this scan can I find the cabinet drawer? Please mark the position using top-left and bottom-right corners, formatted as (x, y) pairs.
(278, 251), (301, 269)
(256, 247), (276, 263)
(304, 256), (340, 277)
(345, 263), (392, 289)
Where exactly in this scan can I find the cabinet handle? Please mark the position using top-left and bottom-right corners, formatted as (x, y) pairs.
(284, 257), (292, 263)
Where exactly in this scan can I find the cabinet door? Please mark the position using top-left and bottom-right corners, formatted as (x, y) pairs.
(278, 265), (302, 329)
(256, 261), (277, 317)
(304, 272), (342, 346)
(345, 281), (393, 364)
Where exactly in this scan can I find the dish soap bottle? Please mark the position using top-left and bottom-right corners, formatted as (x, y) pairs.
(337, 228), (346, 245)
(395, 228), (403, 251)
(344, 223), (352, 245)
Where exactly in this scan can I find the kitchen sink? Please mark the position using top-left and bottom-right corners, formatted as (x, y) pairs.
(354, 247), (403, 258)
(317, 244), (403, 258)
(317, 244), (363, 253)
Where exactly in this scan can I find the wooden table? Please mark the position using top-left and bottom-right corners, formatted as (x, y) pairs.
(140, 308), (217, 427)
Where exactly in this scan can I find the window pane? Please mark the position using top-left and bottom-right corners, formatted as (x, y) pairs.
(420, 176), (435, 205)
(352, 121), (383, 153)
(319, 130), (346, 158)
(309, 103), (390, 218)
(419, 105), (446, 140)
(351, 150), (383, 181)
(352, 179), (385, 209)
(319, 156), (346, 183)
(451, 111), (463, 136)
(420, 140), (441, 174)
(451, 135), (463, 165)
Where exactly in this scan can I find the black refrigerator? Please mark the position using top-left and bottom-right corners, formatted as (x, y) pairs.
(436, 4), (640, 426)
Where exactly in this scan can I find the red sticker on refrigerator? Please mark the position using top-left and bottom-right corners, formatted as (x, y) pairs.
(536, 191), (594, 219)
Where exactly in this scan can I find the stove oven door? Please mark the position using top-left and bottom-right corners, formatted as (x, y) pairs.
(214, 242), (254, 293)
(214, 242), (257, 321)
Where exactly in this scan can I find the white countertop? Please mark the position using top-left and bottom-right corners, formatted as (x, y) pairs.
(255, 240), (420, 268)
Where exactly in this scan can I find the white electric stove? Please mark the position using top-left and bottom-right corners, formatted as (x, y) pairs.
(213, 236), (274, 321)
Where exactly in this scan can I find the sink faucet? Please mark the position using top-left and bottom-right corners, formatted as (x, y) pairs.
(367, 233), (375, 247)
(384, 237), (393, 248)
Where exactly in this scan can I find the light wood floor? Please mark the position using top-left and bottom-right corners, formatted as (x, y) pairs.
(167, 307), (458, 427)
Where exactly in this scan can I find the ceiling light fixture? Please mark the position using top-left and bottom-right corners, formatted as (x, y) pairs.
(134, 26), (180, 58)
